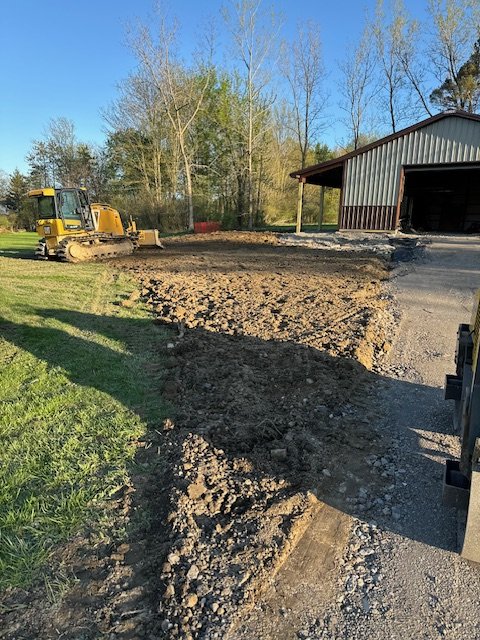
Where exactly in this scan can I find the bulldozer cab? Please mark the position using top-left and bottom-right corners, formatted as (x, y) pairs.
(29, 188), (93, 231)
(58, 189), (88, 228)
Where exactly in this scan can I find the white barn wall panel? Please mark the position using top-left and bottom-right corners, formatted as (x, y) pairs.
(341, 116), (480, 230)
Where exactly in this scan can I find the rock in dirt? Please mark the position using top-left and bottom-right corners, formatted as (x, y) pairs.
(271, 448), (288, 461)
(185, 593), (199, 608)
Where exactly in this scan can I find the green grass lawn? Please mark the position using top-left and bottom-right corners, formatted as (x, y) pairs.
(0, 231), (39, 257)
(0, 233), (169, 588)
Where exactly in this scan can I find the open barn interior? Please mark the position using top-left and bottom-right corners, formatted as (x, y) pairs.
(401, 164), (480, 233)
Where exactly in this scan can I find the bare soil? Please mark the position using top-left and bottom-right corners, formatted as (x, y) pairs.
(1, 232), (394, 640)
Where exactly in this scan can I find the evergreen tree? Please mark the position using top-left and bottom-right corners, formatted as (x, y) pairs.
(5, 169), (36, 229)
(430, 39), (480, 113)
(5, 169), (27, 211)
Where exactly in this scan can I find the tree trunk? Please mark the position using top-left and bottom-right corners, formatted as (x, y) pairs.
(184, 159), (194, 231)
(247, 97), (254, 230)
(237, 173), (245, 229)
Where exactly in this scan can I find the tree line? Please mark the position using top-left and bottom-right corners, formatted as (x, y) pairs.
(1, 0), (479, 232)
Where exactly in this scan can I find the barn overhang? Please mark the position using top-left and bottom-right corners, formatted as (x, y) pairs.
(289, 159), (344, 188)
(290, 159), (345, 233)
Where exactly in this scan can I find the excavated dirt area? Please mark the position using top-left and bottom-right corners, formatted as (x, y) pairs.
(1, 232), (396, 640)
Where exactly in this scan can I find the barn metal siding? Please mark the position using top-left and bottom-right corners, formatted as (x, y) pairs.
(341, 206), (397, 230)
(341, 116), (480, 229)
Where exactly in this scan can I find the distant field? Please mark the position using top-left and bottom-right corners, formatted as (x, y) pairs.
(0, 233), (169, 587)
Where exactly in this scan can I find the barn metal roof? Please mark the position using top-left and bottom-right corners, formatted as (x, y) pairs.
(290, 110), (480, 183)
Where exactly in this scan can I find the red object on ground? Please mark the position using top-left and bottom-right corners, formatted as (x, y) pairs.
(194, 222), (221, 234)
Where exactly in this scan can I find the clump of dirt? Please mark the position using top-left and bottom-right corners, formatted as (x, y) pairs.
(1, 233), (394, 640)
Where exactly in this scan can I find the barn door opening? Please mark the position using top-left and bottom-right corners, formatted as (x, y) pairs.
(399, 164), (480, 233)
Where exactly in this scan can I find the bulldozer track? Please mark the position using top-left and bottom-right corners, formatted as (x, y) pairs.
(57, 236), (135, 263)
(34, 239), (48, 260)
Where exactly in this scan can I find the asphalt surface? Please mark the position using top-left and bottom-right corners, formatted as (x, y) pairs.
(322, 235), (480, 640)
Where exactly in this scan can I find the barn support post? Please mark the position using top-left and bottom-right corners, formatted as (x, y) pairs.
(296, 178), (305, 234)
(318, 185), (325, 230)
(394, 166), (405, 231)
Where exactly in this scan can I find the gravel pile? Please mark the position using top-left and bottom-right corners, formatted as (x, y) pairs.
(158, 434), (313, 639)
(279, 232), (396, 258)
(331, 521), (392, 624)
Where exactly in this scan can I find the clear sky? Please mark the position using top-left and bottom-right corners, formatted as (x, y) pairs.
(0, 0), (427, 175)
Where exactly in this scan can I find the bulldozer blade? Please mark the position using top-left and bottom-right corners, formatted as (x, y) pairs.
(137, 229), (164, 248)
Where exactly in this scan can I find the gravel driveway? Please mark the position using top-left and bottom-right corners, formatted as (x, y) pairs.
(318, 235), (480, 640)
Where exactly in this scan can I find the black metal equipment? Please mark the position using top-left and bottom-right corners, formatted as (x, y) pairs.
(444, 295), (480, 563)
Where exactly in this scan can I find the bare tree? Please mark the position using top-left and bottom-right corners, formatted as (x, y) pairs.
(45, 118), (78, 186)
(28, 118), (95, 188)
(282, 20), (327, 168)
(428, 0), (480, 111)
(373, 0), (417, 132)
(0, 169), (9, 203)
(390, 1), (434, 117)
(132, 12), (213, 230)
(105, 71), (173, 207)
(223, 0), (280, 228)
(339, 26), (377, 150)
(27, 141), (52, 188)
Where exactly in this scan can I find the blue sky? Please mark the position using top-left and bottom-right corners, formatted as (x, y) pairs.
(0, 0), (427, 175)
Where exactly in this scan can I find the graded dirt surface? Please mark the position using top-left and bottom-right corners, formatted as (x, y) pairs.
(120, 232), (392, 368)
(112, 232), (395, 639)
(0, 232), (395, 640)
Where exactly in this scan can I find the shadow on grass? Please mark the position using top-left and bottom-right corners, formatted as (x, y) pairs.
(0, 247), (37, 260)
(0, 307), (458, 638)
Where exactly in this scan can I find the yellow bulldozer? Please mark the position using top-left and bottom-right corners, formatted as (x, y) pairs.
(28, 187), (163, 262)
